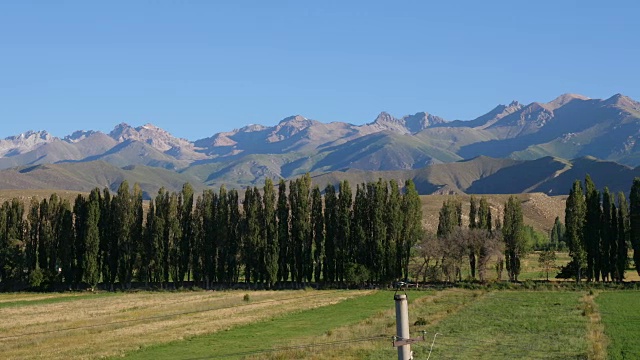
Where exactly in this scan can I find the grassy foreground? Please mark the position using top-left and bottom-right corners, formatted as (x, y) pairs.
(597, 291), (640, 359)
(124, 290), (406, 359)
(0, 290), (365, 359)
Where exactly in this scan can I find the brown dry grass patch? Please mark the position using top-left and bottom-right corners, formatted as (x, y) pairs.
(581, 292), (608, 360)
(0, 290), (368, 359)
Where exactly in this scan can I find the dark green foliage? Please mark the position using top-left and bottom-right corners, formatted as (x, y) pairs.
(584, 175), (601, 281)
(401, 180), (422, 280)
(276, 180), (290, 283)
(310, 186), (323, 283)
(630, 177), (640, 275)
(386, 180), (403, 280)
(178, 183), (194, 286)
(336, 180), (352, 282)
(1, 176), (435, 290)
(437, 197), (460, 238)
(565, 180), (586, 282)
(323, 184), (337, 282)
(616, 192), (629, 282)
(550, 216), (565, 250)
(503, 195), (526, 282)
(601, 187), (613, 281)
(263, 179), (279, 287)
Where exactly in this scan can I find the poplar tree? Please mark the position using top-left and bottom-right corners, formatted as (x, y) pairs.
(468, 195), (478, 278)
(630, 178), (640, 275)
(216, 186), (229, 285)
(100, 188), (118, 291)
(263, 179), (279, 288)
(114, 181), (135, 289)
(617, 192), (629, 281)
(323, 184), (337, 282)
(83, 189), (101, 290)
(550, 217), (565, 249)
(584, 175), (601, 281)
(166, 192), (182, 287)
(242, 187), (261, 284)
(26, 198), (40, 276)
(201, 189), (216, 288)
(503, 195), (525, 282)
(386, 180), (403, 280)
(565, 180), (586, 282)
(227, 189), (241, 284)
(311, 186), (324, 282)
(601, 187), (613, 281)
(289, 175), (312, 285)
(401, 180), (422, 280)
(276, 180), (290, 284)
(178, 183), (194, 285)
(336, 180), (352, 282)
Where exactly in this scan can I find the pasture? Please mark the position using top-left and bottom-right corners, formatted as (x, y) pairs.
(2, 286), (639, 359)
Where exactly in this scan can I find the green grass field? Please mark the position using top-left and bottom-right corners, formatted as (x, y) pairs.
(597, 291), (640, 359)
(124, 290), (407, 360)
(1, 283), (639, 359)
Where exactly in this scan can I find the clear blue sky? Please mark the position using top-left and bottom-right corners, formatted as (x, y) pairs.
(1, 1), (638, 140)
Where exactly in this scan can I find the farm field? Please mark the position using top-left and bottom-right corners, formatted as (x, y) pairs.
(597, 291), (640, 359)
(3, 287), (633, 360)
(0, 290), (369, 359)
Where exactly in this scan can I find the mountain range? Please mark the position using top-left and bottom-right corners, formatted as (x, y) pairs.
(2, 93), (640, 196)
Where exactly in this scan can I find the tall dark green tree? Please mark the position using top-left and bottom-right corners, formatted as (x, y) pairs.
(565, 180), (586, 282)
(550, 216), (565, 249)
(276, 180), (290, 284)
(80, 189), (101, 290)
(630, 178), (640, 275)
(263, 179), (279, 288)
(216, 186), (229, 285)
(503, 195), (525, 282)
(242, 187), (262, 284)
(310, 186), (324, 282)
(178, 183), (194, 285)
(323, 184), (337, 282)
(114, 181), (135, 289)
(401, 180), (422, 280)
(227, 189), (241, 284)
(336, 180), (352, 282)
(100, 188), (118, 291)
(437, 198), (459, 238)
(386, 180), (403, 280)
(477, 197), (492, 232)
(289, 175), (312, 285)
(617, 192), (629, 281)
(584, 175), (601, 281)
(601, 187), (613, 281)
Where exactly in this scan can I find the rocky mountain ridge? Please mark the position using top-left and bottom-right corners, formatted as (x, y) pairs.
(1, 93), (640, 190)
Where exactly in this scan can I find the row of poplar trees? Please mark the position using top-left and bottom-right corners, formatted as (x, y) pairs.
(436, 195), (526, 282)
(0, 176), (423, 290)
(564, 175), (640, 282)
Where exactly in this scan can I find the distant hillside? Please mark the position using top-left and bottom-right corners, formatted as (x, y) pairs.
(0, 161), (202, 199)
(311, 156), (640, 196)
(1, 93), (640, 188)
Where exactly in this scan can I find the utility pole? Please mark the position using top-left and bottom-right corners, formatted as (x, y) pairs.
(394, 294), (412, 359)
(393, 293), (425, 360)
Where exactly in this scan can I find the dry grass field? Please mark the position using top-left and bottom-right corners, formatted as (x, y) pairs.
(420, 193), (567, 234)
(0, 290), (368, 359)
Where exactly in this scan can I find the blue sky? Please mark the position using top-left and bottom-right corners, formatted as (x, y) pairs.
(1, 1), (638, 140)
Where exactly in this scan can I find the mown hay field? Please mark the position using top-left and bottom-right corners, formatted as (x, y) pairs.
(3, 286), (639, 359)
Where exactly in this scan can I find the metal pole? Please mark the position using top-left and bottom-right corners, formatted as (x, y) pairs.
(395, 294), (411, 360)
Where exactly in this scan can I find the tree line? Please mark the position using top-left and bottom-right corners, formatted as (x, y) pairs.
(416, 194), (528, 283)
(0, 176), (423, 291)
(563, 175), (640, 282)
